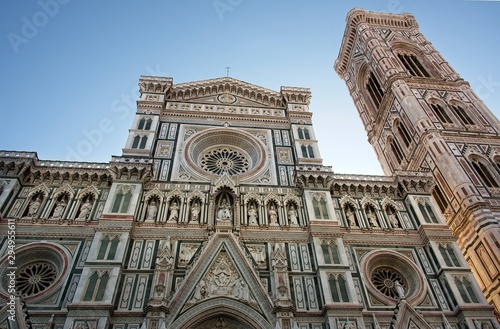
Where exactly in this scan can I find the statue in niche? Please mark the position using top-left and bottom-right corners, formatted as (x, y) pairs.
(268, 204), (278, 225)
(394, 280), (405, 299)
(366, 207), (379, 227)
(52, 200), (66, 219)
(217, 199), (231, 221)
(167, 201), (179, 223)
(146, 199), (158, 221)
(190, 202), (201, 223)
(179, 244), (197, 264)
(27, 195), (42, 218)
(248, 245), (266, 266)
(248, 204), (258, 225)
(288, 204), (298, 226)
(387, 207), (400, 228)
(345, 206), (357, 227)
(76, 199), (92, 220)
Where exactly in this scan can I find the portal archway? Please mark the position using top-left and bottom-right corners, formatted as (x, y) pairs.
(171, 297), (273, 329)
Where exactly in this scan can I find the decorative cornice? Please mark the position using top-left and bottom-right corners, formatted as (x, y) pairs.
(335, 9), (418, 77)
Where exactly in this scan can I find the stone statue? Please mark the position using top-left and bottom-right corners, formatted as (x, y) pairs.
(367, 209), (379, 227)
(190, 202), (200, 223)
(389, 210), (399, 228)
(146, 200), (158, 221)
(248, 204), (258, 225)
(345, 207), (356, 227)
(288, 204), (298, 225)
(77, 200), (92, 220)
(217, 199), (231, 221)
(52, 201), (66, 219)
(27, 196), (42, 217)
(168, 201), (179, 222)
(394, 280), (405, 299)
(268, 204), (278, 225)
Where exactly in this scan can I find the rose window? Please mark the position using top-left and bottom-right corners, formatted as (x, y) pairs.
(17, 262), (57, 297)
(200, 148), (250, 175)
(371, 267), (407, 299)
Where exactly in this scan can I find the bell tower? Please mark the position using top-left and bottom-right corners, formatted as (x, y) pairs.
(335, 8), (500, 316)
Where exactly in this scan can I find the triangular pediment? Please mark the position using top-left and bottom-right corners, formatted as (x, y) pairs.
(390, 300), (433, 329)
(166, 233), (274, 328)
(168, 77), (285, 108)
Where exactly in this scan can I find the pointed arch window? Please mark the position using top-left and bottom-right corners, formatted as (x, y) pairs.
(322, 241), (340, 264)
(138, 118), (152, 130)
(298, 128), (304, 139)
(397, 121), (412, 148)
(430, 103), (453, 124)
(132, 135), (140, 149)
(439, 244), (461, 267)
(301, 145), (308, 158)
(471, 158), (499, 188)
(313, 196), (329, 219)
(389, 138), (404, 164)
(139, 136), (148, 149)
(432, 185), (448, 213)
(454, 276), (479, 303)
(328, 274), (350, 302)
(418, 200), (438, 223)
(367, 72), (384, 109)
(397, 53), (430, 78)
(97, 235), (120, 260)
(301, 145), (315, 158)
(112, 187), (133, 213)
(307, 145), (315, 158)
(83, 271), (110, 302)
(451, 105), (474, 125)
(304, 128), (310, 140)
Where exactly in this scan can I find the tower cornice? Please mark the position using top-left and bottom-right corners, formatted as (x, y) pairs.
(335, 9), (418, 77)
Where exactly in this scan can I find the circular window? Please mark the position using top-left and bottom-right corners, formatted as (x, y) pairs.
(0, 242), (70, 302)
(183, 128), (267, 181)
(200, 148), (250, 175)
(361, 250), (427, 305)
(17, 262), (57, 297)
(371, 267), (407, 299)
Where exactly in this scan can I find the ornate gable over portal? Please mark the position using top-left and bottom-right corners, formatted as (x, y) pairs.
(168, 77), (286, 108)
(166, 233), (275, 329)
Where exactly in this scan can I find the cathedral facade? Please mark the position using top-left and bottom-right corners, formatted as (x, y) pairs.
(0, 8), (499, 329)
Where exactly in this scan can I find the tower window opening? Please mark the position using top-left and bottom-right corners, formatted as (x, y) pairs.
(398, 53), (430, 77)
(366, 72), (384, 109)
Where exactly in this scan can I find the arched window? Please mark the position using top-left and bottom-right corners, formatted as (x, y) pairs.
(430, 103), (453, 124)
(439, 244), (460, 267)
(138, 118), (146, 130)
(471, 158), (499, 188)
(389, 138), (404, 164)
(451, 105), (474, 125)
(313, 197), (329, 219)
(454, 276), (479, 303)
(112, 187), (132, 213)
(328, 274), (350, 302)
(322, 241), (340, 264)
(397, 121), (412, 148)
(139, 136), (148, 149)
(307, 145), (315, 158)
(97, 235), (120, 260)
(145, 118), (152, 130)
(132, 135), (140, 149)
(418, 200), (438, 223)
(301, 145), (308, 158)
(432, 185), (448, 213)
(83, 271), (110, 302)
(304, 128), (310, 140)
(366, 72), (384, 109)
(397, 53), (430, 77)
(298, 128), (304, 139)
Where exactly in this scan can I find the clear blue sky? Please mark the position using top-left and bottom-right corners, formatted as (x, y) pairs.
(1, 1), (499, 175)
